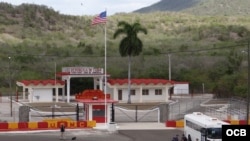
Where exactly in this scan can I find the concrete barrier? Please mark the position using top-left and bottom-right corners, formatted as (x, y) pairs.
(28, 122), (38, 129)
(176, 120), (184, 128)
(165, 120), (249, 127)
(0, 123), (8, 130)
(165, 120), (176, 127)
(0, 120), (95, 132)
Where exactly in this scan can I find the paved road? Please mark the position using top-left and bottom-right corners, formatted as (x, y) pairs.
(0, 128), (184, 141)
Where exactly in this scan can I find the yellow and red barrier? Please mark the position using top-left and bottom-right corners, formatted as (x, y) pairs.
(165, 119), (250, 127)
(0, 119), (96, 132)
(166, 120), (183, 128)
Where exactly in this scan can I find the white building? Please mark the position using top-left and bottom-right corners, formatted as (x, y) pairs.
(15, 66), (189, 103)
(57, 67), (189, 103)
(173, 82), (189, 95)
(16, 80), (65, 102)
(106, 79), (175, 103)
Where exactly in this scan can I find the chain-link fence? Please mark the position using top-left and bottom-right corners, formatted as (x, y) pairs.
(204, 97), (249, 120)
(166, 95), (250, 121)
(114, 106), (160, 122)
(167, 97), (207, 120)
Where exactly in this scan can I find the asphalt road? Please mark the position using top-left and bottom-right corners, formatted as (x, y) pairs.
(0, 129), (184, 141)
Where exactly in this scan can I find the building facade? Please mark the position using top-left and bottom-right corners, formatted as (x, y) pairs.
(106, 79), (175, 103)
(173, 82), (189, 95)
(16, 80), (65, 102)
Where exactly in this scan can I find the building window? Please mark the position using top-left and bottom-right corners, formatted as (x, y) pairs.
(155, 89), (162, 95)
(118, 89), (122, 95)
(142, 89), (149, 95)
(130, 89), (136, 95)
(118, 89), (122, 100)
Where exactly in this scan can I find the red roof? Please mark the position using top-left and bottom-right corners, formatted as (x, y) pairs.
(107, 79), (174, 86)
(17, 79), (65, 86)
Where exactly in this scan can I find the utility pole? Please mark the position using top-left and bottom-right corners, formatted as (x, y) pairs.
(168, 54), (172, 100)
(168, 54), (171, 81)
(8, 56), (12, 117)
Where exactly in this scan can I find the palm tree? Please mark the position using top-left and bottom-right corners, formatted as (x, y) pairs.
(113, 21), (147, 103)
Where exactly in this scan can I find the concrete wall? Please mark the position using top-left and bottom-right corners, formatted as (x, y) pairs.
(174, 84), (189, 94)
(32, 88), (53, 102)
(107, 86), (170, 103)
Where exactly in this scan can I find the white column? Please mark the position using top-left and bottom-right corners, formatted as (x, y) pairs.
(22, 87), (25, 100)
(99, 76), (103, 91)
(55, 87), (58, 102)
(139, 86), (142, 103)
(67, 77), (70, 103)
(113, 87), (117, 100)
(30, 88), (33, 102)
(89, 104), (93, 120)
(165, 86), (169, 102)
(107, 104), (111, 123)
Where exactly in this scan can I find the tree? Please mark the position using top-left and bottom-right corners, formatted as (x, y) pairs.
(113, 21), (147, 103)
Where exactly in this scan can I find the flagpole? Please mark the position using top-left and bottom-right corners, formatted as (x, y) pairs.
(91, 9), (108, 128)
(104, 10), (107, 127)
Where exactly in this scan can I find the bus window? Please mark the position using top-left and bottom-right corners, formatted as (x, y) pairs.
(206, 128), (222, 139)
(200, 128), (206, 136)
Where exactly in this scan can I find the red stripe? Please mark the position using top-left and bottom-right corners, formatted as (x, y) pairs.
(92, 18), (107, 25)
(91, 15), (107, 25)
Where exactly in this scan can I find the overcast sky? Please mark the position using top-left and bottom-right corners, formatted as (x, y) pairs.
(0, 0), (160, 16)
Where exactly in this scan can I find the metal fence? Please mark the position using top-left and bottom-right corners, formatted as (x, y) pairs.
(204, 97), (248, 120)
(114, 105), (160, 122)
(167, 97), (206, 120)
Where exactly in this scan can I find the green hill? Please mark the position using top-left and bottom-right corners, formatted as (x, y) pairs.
(134, 0), (250, 16)
(134, 0), (198, 13)
(0, 2), (250, 97)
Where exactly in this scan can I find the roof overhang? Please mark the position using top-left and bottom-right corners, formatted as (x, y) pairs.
(16, 80), (65, 88)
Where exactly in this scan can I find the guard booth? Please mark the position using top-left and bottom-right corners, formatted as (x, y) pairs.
(75, 89), (118, 123)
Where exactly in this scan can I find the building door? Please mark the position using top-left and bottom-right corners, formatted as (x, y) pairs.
(92, 105), (106, 123)
(118, 89), (122, 100)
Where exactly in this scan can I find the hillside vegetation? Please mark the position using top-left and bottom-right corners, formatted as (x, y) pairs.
(135, 0), (250, 16)
(0, 2), (250, 97)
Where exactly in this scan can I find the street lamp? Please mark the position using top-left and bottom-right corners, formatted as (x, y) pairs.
(247, 41), (250, 125)
(168, 54), (173, 100)
(8, 56), (12, 117)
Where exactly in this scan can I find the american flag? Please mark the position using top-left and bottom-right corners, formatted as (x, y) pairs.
(91, 11), (107, 25)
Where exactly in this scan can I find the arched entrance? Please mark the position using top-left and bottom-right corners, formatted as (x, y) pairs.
(56, 67), (109, 103)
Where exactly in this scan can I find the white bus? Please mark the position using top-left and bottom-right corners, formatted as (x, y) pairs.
(184, 112), (229, 141)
